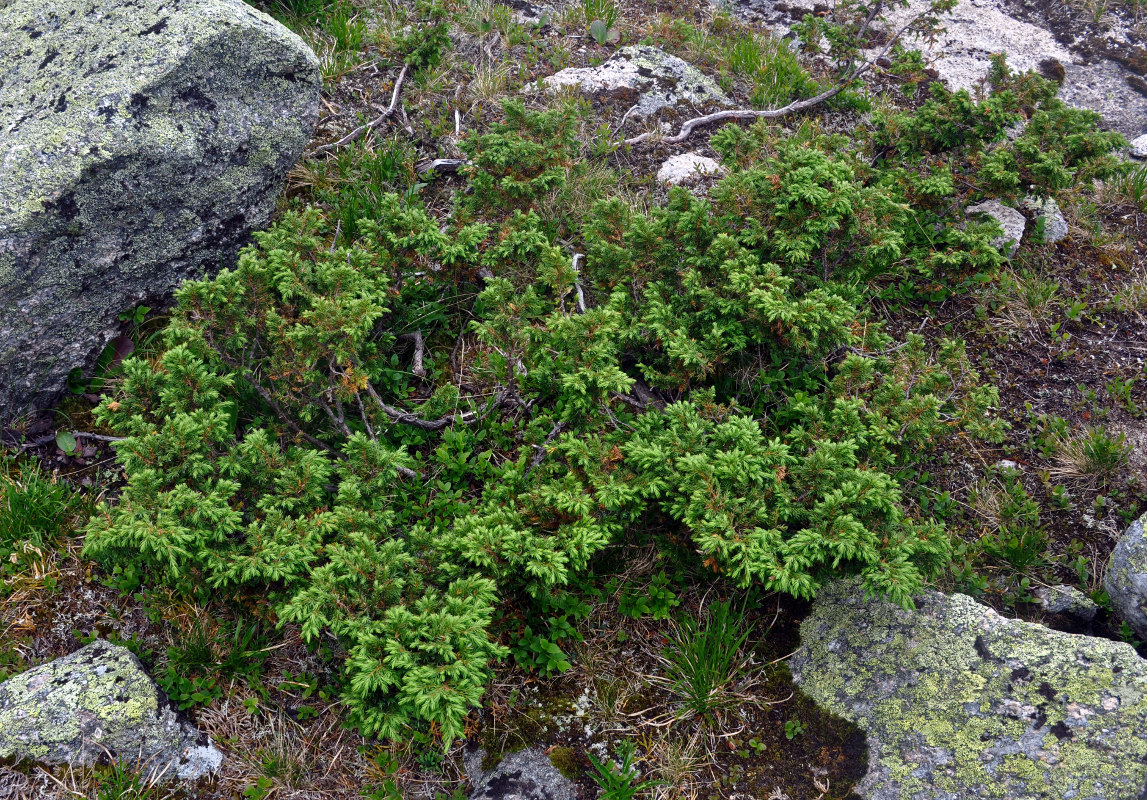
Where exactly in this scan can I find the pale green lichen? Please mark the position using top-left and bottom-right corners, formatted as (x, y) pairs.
(0, 642), (158, 757)
(1105, 513), (1147, 639)
(0, 640), (221, 779)
(0, 0), (319, 417)
(792, 579), (1147, 800)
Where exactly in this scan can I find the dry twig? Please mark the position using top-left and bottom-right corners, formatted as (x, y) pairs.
(310, 64), (410, 156)
(624, 6), (924, 146)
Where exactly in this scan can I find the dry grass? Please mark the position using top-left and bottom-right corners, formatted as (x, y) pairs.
(987, 268), (1061, 341)
(648, 730), (708, 800)
(1047, 425), (1132, 488)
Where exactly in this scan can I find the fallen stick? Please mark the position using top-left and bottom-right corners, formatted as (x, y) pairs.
(17, 430), (126, 452)
(310, 63), (410, 156)
(624, 7), (926, 147)
(417, 158), (469, 176)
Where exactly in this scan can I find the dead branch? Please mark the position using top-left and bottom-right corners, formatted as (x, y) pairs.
(363, 381), (506, 431)
(310, 63), (410, 156)
(571, 253), (587, 314)
(526, 420), (568, 476)
(16, 431), (127, 452)
(398, 330), (427, 377)
(624, 8), (924, 147)
(417, 158), (469, 176)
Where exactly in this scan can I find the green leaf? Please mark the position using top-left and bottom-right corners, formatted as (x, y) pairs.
(56, 431), (77, 454)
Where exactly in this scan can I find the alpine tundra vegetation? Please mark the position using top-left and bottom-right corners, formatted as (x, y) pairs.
(1, 0), (1146, 796)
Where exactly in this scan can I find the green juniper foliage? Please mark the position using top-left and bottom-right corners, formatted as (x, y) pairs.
(85, 73), (1119, 744)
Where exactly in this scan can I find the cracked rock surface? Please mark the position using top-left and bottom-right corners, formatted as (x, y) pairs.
(1106, 513), (1147, 642)
(0, 640), (222, 781)
(542, 45), (731, 118)
(0, 0), (320, 420)
(465, 747), (577, 800)
(791, 579), (1147, 800)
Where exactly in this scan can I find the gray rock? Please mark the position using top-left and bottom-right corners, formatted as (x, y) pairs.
(465, 747), (577, 800)
(542, 45), (731, 118)
(791, 579), (1147, 800)
(736, 0), (1147, 137)
(1032, 584), (1098, 624)
(501, 0), (552, 25)
(883, 0), (1147, 138)
(967, 200), (1026, 256)
(656, 152), (724, 186)
(1130, 134), (1147, 159)
(0, 0), (320, 421)
(1105, 513), (1147, 641)
(1022, 196), (1069, 244)
(0, 640), (223, 781)
(1058, 58), (1147, 142)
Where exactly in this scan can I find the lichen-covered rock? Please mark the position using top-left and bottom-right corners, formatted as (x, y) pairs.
(656, 152), (724, 186)
(464, 747), (577, 800)
(542, 46), (731, 117)
(1105, 513), (1147, 641)
(0, 640), (222, 781)
(737, 0), (1147, 137)
(1022, 196), (1069, 245)
(966, 200), (1026, 256)
(791, 579), (1147, 800)
(0, 0), (319, 420)
(1033, 583), (1099, 626)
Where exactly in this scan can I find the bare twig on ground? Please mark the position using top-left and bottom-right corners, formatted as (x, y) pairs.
(526, 420), (568, 476)
(310, 64), (410, 156)
(398, 330), (427, 377)
(16, 431), (126, 452)
(624, 7), (925, 146)
(571, 253), (587, 313)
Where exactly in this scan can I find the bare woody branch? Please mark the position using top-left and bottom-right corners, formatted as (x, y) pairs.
(16, 431), (127, 452)
(625, 7), (927, 147)
(310, 63), (410, 156)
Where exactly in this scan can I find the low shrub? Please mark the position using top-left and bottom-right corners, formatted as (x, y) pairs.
(83, 79), (1124, 745)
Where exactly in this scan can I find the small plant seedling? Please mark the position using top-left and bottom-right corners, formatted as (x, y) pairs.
(588, 18), (620, 44)
(118, 304), (151, 325)
(784, 718), (806, 739)
(588, 740), (661, 799)
(55, 430), (78, 455)
(1050, 483), (1072, 510)
(619, 570), (680, 620)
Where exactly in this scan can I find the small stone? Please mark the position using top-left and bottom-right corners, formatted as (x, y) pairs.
(1104, 512), (1147, 641)
(502, 0), (551, 25)
(465, 747), (577, 800)
(1022, 195), (1069, 244)
(1129, 133), (1147, 159)
(994, 459), (1021, 471)
(1032, 584), (1099, 624)
(966, 200), (1026, 257)
(0, 640), (222, 781)
(656, 153), (724, 186)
